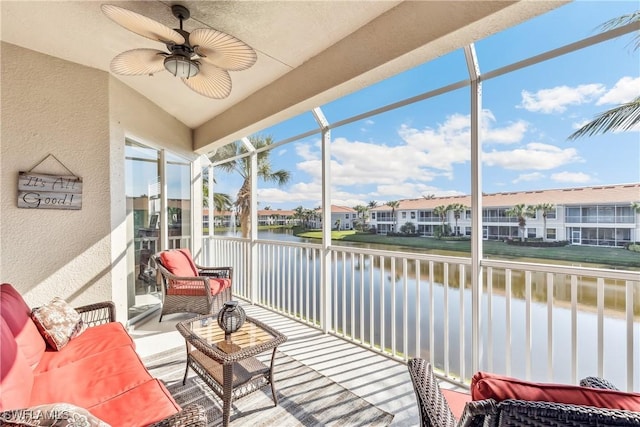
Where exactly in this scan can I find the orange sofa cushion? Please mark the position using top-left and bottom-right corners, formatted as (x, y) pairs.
(167, 277), (231, 296)
(0, 318), (34, 411)
(0, 283), (46, 368)
(31, 345), (152, 409)
(88, 379), (180, 426)
(160, 248), (199, 277)
(471, 371), (640, 412)
(35, 322), (135, 373)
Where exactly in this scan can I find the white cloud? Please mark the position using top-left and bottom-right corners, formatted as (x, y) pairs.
(277, 148), (287, 156)
(597, 76), (640, 105)
(365, 119), (375, 125)
(375, 183), (461, 199)
(482, 110), (528, 144)
(519, 84), (605, 113)
(267, 110), (540, 205)
(512, 172), (545, 184)
(550, 171), (592, 183)
(483, 142), (583, 170)
(571, 119), (590, 130)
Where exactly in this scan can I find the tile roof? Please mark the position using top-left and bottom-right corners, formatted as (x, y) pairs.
(371, 183), (640, 211)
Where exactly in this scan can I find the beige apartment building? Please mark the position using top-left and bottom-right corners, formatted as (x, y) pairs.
(370, 183), (640, 247)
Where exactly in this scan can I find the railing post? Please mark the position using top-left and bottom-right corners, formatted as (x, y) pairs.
(313, 107), (332, 334)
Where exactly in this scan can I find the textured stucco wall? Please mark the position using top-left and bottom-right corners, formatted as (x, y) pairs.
(1, 42), (192, 321)
(1, 42), (113, 308)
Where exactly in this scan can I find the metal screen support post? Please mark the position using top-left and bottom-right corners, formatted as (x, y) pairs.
(242, 137), (259, 304)
(465, 43), (483, 375)
(312, 107), (332, 334)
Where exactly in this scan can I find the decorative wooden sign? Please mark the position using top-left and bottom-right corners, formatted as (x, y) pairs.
(18, 172), (83, 210)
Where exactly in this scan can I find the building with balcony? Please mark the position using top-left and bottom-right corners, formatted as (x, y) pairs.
(370, 183), (640, 246)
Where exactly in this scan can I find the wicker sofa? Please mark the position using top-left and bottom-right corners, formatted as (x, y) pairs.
(408, 358), (640, 427)
(0, 283), (205, 426)
(152, 248), (232, 321)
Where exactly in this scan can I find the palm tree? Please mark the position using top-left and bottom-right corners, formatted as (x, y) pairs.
(433, 205), (450, 236)
(353, 204), (368, 231)
(632, 201), (640, 213)
(568, 12), (640, 140)
(366, 201), (378, 229)
(293, 205), (306, 228)
(202, 171), (232, 212)
(506, 204), (536, 241)
(385, 200), (400, 232)
(212, 135), (290, 238)
(535, 203), (556, 241)
(447, 203), (467, 236)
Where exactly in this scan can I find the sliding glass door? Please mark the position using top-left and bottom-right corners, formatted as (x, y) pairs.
(125, 140), (193, 322)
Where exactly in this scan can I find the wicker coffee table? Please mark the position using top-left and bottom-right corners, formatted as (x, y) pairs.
(175, 313), (288, 426)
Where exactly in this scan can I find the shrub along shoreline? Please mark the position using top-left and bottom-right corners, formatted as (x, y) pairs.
(294, 229), (640, 269)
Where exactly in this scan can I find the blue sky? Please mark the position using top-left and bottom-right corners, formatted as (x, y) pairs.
(213, 1), (639, 210)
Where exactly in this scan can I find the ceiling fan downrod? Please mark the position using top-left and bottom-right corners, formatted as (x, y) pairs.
(164, 4), (199, 79)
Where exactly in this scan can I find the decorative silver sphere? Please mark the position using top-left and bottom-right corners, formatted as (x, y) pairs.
(217, 301), (246, 342)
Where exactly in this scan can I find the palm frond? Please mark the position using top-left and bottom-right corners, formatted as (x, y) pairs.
(598, 11), (640, 51)
(568, 97), (640, 140)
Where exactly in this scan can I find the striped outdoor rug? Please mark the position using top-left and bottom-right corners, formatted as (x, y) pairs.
(143, 347), (394, 427)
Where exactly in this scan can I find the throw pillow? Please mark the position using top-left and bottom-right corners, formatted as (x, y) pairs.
(471, 371), (640, 412)
(31, 298), (86, 351)
(159, 248), (199, 277)
(0, 402), (110, 426)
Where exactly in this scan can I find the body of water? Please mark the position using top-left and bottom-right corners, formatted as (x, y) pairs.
(220, 229), (640, 389)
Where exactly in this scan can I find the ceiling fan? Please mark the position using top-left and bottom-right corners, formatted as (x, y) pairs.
(101, 4), (256, 99)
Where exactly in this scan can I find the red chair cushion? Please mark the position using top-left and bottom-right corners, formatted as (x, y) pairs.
(0, 283), (46, 368)
(442, 388), (472, 420)
(471, 371), (640, 411)
(166, 278), (231, 296)
(160, 249), (199, 277)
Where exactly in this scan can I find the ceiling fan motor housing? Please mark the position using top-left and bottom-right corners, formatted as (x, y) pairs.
(163, 6), (200, 78)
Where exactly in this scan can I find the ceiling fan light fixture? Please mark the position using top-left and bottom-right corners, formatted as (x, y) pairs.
(164, 55), (199, 78)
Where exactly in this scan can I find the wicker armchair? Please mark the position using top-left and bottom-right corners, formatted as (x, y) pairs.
(152, 249), (232, 321)
(407, 358), (640, 427)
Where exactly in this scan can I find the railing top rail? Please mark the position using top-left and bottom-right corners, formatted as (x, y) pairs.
(207, 235), (249, 242)
(482, 258), (640, 281)
(329, 244), (473, 265)
(257, 239), (323, 250)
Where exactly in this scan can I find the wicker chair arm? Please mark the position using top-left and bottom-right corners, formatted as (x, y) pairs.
(147, 403), (207, 427)
(458, 399), (498, 427)
(196, 265), (233, 279)
(74, 301), (116, 326)
(407, 358), (458, 427)
(493, 399), (640, 427)
(579, 376), (620, 390)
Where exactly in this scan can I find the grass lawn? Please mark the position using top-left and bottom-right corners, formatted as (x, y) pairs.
(296, 230), (640, 269)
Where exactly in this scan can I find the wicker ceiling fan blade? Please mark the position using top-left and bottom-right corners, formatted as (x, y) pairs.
(190, 28), (256, 71)
(101, 4), (185, 45)
(110, 49), (167, 76)
(182, 63), (232, 99)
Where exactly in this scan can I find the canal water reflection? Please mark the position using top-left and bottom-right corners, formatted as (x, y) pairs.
(227, 229), (639, 388)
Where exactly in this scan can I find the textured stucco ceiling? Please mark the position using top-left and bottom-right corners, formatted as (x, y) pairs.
(0, 1), (566, 153)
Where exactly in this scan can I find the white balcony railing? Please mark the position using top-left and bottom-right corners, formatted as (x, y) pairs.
(203, 235), (639, 391)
